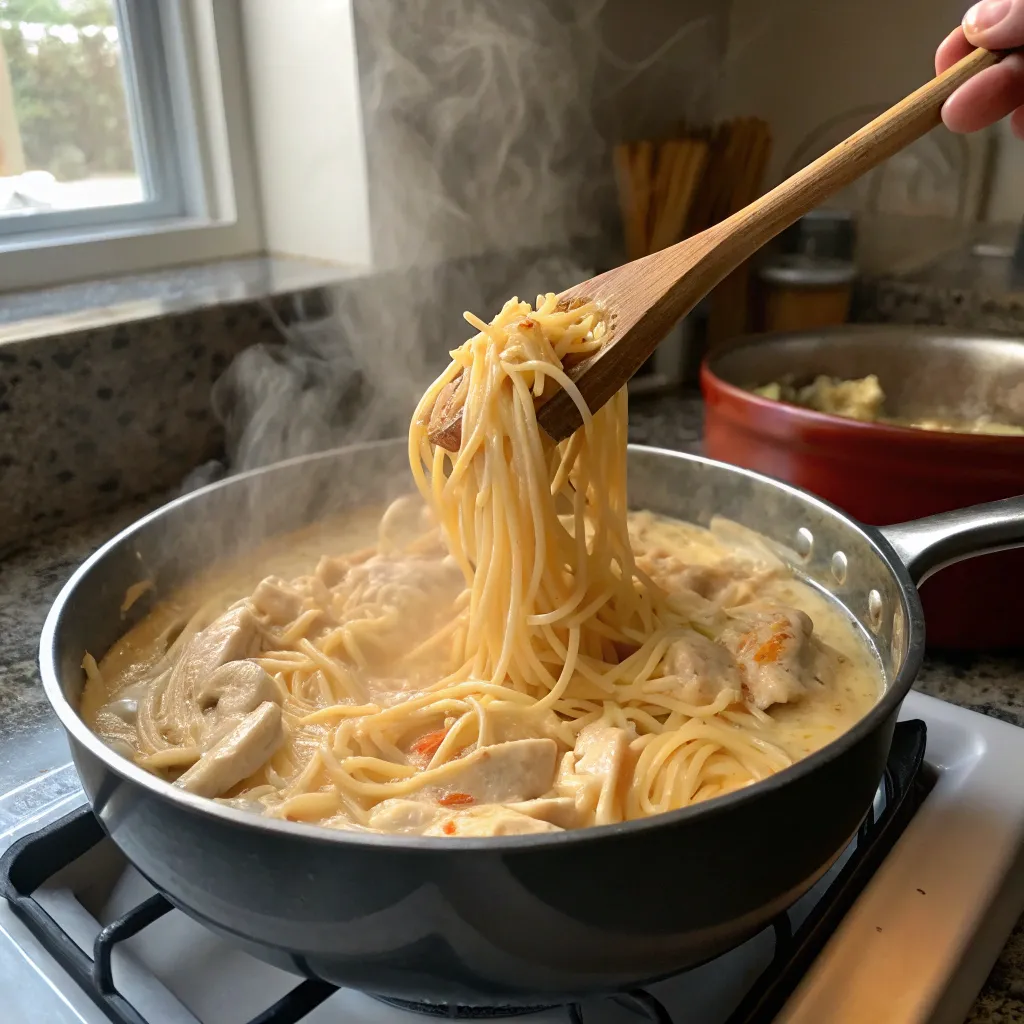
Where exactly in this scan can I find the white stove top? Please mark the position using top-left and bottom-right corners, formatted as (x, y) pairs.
(2, 690), (1024, 1024)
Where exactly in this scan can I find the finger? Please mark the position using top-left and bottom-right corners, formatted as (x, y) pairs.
(936, 26), (975, 74)
(941, 52), (1024, 131)
(963, 0), (1024, 50)
(1011, 103), (1024, 137)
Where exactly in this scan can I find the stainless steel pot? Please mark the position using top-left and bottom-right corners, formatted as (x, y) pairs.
(38, 440), (1024, 1007)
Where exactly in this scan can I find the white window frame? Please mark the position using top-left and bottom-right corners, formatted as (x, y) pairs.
(0, 0), (262, 294)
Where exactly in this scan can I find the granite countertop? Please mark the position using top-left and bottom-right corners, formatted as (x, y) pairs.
(1, 396), (1023, 1020)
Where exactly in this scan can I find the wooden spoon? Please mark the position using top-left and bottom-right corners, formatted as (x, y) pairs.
(429, 46), (1010, 452)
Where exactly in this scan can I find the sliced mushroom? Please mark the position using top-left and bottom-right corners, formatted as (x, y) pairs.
(194, 660), (281, 749)
(195, 660), (280, 718)
(171, 606), (261, 704)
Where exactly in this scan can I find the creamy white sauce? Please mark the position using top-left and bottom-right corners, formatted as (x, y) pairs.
(81, 503), (883, 832)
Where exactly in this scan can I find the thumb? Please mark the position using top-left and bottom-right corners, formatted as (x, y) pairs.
(963, 0), (1024, 49)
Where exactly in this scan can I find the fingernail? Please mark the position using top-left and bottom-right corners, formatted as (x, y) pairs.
(964, 0), (1010, 33)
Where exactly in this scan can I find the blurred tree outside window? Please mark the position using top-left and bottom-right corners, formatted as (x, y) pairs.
(0, 0), (141, 215)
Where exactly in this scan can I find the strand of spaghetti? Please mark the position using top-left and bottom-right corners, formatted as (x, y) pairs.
(270, 792), (340, 822)
(297, 639), (366, 703)
(508, 359), (594, 430)
(531, 626), (581, 712)
(270, 609), (322, 646)
(138, 746), (200, 771)
(298, 703), (380, 725)
(426, 711), (474, 769)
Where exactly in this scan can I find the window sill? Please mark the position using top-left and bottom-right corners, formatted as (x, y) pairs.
(0, 254), (364, 345)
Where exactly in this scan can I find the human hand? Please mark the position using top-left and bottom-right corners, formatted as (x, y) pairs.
(936, 0), (1024, 137)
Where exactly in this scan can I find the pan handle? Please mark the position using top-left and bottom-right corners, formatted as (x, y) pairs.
(879, 495), (1024, 586)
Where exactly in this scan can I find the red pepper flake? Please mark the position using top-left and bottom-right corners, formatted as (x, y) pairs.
(411, 729), (447, 757)
(442, 820), (457, 835)
(518, 317), (536, 329)
(754, 632), (792, 664)
(439, 792), (474, 807)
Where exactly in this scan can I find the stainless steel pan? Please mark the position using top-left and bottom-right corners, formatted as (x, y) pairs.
(37, 440), (1024, 1007)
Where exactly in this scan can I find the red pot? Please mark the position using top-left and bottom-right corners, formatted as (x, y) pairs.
(701, 325), (1024, 650)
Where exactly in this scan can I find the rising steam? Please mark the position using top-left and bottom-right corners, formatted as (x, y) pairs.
(203, 0), (721, 481)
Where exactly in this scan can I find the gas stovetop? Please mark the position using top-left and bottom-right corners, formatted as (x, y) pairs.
(1, 691), (1023, 1024)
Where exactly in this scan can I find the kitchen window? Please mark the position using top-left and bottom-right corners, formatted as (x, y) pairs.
(0, 0), (261, 293)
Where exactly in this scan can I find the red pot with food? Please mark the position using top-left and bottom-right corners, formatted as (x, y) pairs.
(701, 325), (1024, 650)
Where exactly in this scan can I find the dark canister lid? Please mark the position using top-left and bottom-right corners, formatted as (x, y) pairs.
(777, 208), (857, 262)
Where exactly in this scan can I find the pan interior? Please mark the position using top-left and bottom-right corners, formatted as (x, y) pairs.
(47, 441), (913, 831)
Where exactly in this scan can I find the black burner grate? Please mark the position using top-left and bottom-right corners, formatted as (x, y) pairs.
(0, 720), (931, 1024)
(376, 998), (558, 1019)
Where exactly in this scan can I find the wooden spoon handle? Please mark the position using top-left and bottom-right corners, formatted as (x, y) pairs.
(708, 47), (1012, 271)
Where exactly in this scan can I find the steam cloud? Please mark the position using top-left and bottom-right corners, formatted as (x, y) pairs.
(200, 0), (720, 483)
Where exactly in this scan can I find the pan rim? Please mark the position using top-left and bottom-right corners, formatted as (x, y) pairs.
(39, 440), (925, 852)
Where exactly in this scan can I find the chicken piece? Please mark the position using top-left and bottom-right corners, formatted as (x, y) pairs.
(409, 738), (558, 806)
(194, 660), (281, 748)
(424, 806), (562, 837)
(355, 554), (463, 609)
(556, 724), (634, 826)
(506, 796), (581, 829)
(377, 495), (436, 553)
(368, 798), (439, 834)
(366, 798), (566, 837)
(175, 702), (283, 798)
(647, 630), (742, 705)
(680, 563), (761, 607)
(720, 605), (816, 709)
(251, 576), (303, 625)
(639, 553), (761, 609)
(326, 553), (465, 665)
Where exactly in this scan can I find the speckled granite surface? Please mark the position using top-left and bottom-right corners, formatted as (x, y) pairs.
(854, 239), (1024, 339)
(0, 290), (328, 555)
(0, 395), (1022, 1019)
(0, 495), (162, 748)
(855, 276), (1024, 338)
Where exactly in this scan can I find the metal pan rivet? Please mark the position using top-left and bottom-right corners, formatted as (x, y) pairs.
(867, 589), (883, 632)
(830, 551), (848, 585)
(795, 527), (814, 560)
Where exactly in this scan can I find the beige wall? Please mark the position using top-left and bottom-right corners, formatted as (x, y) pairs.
(717, 0), (1020, 231)
(240, 0), (373, 267)
(720, 0), (963, 180)
(594, 0), (727, 142)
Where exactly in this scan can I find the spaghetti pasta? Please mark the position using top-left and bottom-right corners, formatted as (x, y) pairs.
(82, 294), (880, 837)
